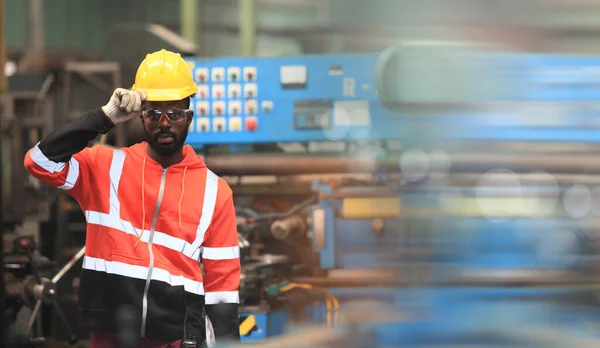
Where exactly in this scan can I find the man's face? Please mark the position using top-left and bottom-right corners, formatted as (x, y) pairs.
(140, 99), (192, 156)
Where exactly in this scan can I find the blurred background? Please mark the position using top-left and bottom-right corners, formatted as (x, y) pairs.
(4, 0), (600, 347)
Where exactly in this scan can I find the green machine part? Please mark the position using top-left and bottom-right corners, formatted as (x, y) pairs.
(374, 42), (512, 107)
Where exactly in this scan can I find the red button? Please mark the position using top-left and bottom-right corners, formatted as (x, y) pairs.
(216, 107), (222, 114)
(245, 117), (257, 131)
(247, 72), (253, 80)
(200, 108), (206, 114)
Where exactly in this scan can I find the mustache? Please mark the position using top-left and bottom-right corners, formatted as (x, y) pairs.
(154, 131), (177, 140)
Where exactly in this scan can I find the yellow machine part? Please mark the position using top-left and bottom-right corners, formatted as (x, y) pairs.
(438, 197), (555, 218)
(239, 314), (256, 335)
(341, 197), (401, 219)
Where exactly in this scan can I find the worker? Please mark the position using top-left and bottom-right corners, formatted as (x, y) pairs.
(23, 49), (241, 347)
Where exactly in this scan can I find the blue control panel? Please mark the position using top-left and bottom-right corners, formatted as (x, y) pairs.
(184, 51), (600, 147)
(184, 53), (402, 147)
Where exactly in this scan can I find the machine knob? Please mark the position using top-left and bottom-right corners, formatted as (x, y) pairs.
(270, 215), (307, 240)
(371, 218), (385, 237)
(16, 237), (35, 251)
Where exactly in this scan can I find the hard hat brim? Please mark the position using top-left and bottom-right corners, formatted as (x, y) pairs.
(132, 86), (198, 102)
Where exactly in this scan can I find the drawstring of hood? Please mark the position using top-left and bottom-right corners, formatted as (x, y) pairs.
(134, 156), (148, 248)
(134, 155), (188, 248)
(179, 166), (187, 231)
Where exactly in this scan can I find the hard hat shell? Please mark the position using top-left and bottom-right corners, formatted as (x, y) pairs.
(131, 49), (198, 102)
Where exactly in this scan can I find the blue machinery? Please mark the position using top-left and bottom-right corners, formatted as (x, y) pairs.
(184, 45), (600, 346)
(184, 47), (600, 147)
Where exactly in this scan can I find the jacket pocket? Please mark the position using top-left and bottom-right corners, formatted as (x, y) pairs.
(78, 268), (107, 311)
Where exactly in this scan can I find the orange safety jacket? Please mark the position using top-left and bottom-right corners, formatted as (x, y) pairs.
(23, 108), (241, 343)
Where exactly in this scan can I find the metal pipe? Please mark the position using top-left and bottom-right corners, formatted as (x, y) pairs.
(52, 247), (85, 284)
(29, 0), (43, 52)
(204, 152), (600, 176)
(0, 1), (5, 343)
(294, 269), (597, 288)
(331, 188), (401, 199)
(204, 154), (400, 175)
(449, 153), (600, 174)
(239, 0), (257, 56)
(180, 0), (201, 55)
(0, 0), (7, 94)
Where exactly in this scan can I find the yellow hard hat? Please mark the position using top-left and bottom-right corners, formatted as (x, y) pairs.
(131, 49), (198, 101)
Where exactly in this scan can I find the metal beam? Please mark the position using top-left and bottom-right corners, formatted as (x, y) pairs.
(0, 0), (6, 344)
(0, 0), (8, 93)
(29, 0), (43, 52)
(180, 0), (202, 55)
(239, 0), (257, 56)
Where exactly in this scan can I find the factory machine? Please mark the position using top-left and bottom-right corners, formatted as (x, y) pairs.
(6, 43), (600, 347)
(183, 44), (600, 346)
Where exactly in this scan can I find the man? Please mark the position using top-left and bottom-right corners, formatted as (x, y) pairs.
(23, 49), (241, 347)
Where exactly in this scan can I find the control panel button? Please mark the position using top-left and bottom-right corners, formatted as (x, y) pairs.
(280, 65), (307, 89)
(244, 84), (257, 99)
(262, 101), (273, 113)
(196, 102), (209, 116)
(196, 117), (210, 132)
(229, 101), (241, 116)
(244, 100), (257, 115)
(243, 67), (257, 81)
(245, 116), (258, 131)
(228, 67), (241, 82)
(212, 101), (225, 116)
(228, 84), (241, 99)
(196, 85), (209, 99)
(195, 68), (209, 83)
(213, 117), (226, 132)
(212, 84), (225, 99)
(211, 67), (225, 82)
(229, 117), (242, 132)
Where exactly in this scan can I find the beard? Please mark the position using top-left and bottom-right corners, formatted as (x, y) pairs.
(145, 127), (188, 156)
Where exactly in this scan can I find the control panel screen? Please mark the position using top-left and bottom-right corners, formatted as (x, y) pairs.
(294, 100), (332, 130)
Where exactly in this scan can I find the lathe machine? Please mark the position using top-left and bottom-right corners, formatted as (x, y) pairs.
(183, 43), (600, 346)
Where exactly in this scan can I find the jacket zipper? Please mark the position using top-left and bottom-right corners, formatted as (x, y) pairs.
(140, 167), (168, 337)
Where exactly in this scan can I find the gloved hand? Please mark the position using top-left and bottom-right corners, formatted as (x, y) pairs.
(101, 88), (147, 124)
